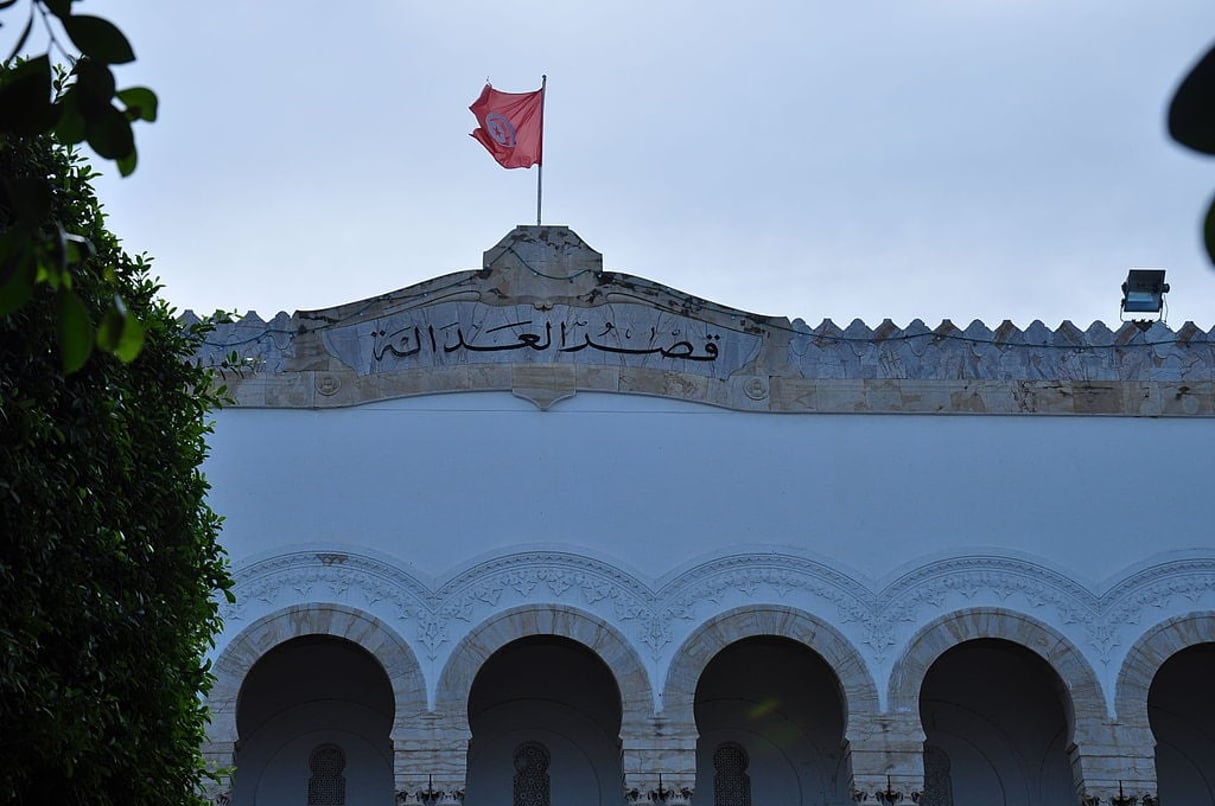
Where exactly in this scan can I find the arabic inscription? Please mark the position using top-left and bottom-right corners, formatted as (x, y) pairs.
(323, 302), (762, 380)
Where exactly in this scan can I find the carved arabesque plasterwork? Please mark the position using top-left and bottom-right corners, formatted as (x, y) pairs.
(1094, 559), (1215, 662)
(217, 549), (1215, 694)
(434, 552), (668, 657)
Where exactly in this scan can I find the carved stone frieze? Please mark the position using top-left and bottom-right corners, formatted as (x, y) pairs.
(218, 550), (432, 636)
(186, 309), (294, 374)
(218, 548), (1215, 681)
(1086, 558), (1215, 663)
(876, 555), (1098, 659)
(189, 227), (1215, 416)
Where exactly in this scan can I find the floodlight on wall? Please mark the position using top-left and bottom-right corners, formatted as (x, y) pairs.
(1120, 268), (1169, 323)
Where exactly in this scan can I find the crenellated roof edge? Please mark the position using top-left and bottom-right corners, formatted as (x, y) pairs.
(184, 227), (1215, 416)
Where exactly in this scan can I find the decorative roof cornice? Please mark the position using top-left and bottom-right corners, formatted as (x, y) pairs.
(189, 226), (1215, 416)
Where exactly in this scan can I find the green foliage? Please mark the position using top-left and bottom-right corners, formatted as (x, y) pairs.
(1, 1), (157, 370)
(0, 132), (233, 804)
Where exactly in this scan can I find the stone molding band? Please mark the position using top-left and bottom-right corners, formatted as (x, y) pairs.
(211, 364), (1215, 416)
(216, 548), (1215, 706)
(187, 227), (1215, 417)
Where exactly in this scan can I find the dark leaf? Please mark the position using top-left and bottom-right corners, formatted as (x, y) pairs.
(49, 223), (71, 274)
(58, 287), (94, 373)
(1170, 40), (1215, 155)
(85, 104), (134, 160)
(95, 305), (123, 352)
(0, 236), (34, 316)
(72, 58), (115, 115)
(0, 226), (24, 263)
(62, 14), (135, 65)
(2, 175), (53, 226)
(43, 0), (72, 16)
(95, 295), (142, 360)
(0, 54), (54, 136)
(63, 232), (92, 264)
(52, 225), (93, 271)
(113, 307), (144, 362)
(0, 268), (33, 315)
(117, 145), (137, 177)
(54, 90), (87, 144)
(116, 86), (157, 122)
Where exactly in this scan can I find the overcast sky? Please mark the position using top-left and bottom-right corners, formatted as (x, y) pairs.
(31, 2), (1215, 327)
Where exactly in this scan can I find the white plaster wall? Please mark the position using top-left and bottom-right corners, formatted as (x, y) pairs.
(204, 391), (1215, 582)
(202, 389), (1215, 802)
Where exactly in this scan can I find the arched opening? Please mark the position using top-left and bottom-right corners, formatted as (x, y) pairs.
(464, 636), (624, 805)
(1149, 642), (1215, 802)
(694, 636), (850, 804)
(232, 635), (394, 805)
(918, 638), (1073, 805)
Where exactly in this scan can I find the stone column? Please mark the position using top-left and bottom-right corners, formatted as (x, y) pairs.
(845, 712), (925, 804)
(1069, 722), (1157, 805)
(621, 718), (697, 805)
(393, 714), (470, 804)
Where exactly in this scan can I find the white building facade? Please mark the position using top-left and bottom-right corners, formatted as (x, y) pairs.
(198, 228), (1215, 805)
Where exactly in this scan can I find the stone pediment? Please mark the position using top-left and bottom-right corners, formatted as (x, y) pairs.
(311, 226), (769, 385)
(190, 226), (1215, 415)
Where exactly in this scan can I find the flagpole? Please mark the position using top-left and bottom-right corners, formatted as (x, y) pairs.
(536, 74), (546, 226)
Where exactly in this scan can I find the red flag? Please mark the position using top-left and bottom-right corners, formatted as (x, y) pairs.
(469, 83), (544, 169)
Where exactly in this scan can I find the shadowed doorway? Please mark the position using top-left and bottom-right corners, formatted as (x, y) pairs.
(232, 636), (394, 805)
(465, 636), (624, 806)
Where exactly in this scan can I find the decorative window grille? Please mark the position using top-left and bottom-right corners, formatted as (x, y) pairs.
(921, 745), (954, 806)
(713, 742), (751, 806)
(307, 743), (347, 806)
(512, 741), (551, 806)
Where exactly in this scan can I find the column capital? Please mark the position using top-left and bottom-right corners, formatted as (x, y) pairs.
(1068, 723), (1157, 801)
(394, 786), (466, 805)
(624, 780), (694, 804)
